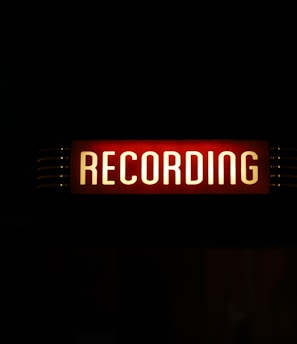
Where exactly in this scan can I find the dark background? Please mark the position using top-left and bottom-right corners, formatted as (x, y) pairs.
(2, 3), (297, 226)
(1, 3), (297, 343)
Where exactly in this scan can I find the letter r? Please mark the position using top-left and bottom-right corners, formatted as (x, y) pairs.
(80, 151), (98, 185)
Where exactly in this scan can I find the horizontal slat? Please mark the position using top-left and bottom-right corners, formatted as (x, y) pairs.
(37, 165), (70, 171)
(36, 174), (70, 180)
(37, 156), (70, 162)
(37, 147), (70, 153)
(36, 183), (70, 188)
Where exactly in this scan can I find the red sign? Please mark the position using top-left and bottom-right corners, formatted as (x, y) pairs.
(70, 140), (270, 194)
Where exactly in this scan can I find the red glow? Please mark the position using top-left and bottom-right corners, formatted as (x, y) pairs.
(70, 140), (270, 194)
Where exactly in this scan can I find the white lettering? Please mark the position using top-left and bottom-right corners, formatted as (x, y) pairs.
(141, 151), (159, 185)
(208, 151), (214, 185)
(102, 151), (115, 185)
(120, 151), (137, 185)
(185, 151), (203, 185)
(241, 151), (258, 185)
(163, 151), (181, 185)
(80, 151), (98, 185)
(218, 151), (236, 185)
(78, 149), (261, 187)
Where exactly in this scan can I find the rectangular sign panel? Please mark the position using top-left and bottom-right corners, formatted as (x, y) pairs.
(71, 140), (270, 194)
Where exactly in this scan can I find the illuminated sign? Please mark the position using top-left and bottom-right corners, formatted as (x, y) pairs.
(70, 140), (270, 194)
